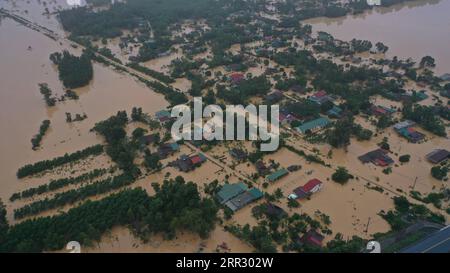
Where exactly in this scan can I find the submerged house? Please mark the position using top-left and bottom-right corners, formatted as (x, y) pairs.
(326, 105), (343, 118)
(229, 148), (248, 161)
(229, 72), (245, 84)
(393, 120), (415, 131)
(264, 203), (287, 219)
(397, 127), (425, 143)
(171, 153), (207, 172)
(141, 133), (159, 146)
(265, 90), (284, 104)
(155, 109), (172, 123)
(358, 149), (394, 167)
(369, 105), (395, 117)
(289, 179), (323, 200)
(255, 161), (270, 176)
(266, 168), (289, 183)
(157, 142), (180, 159)
(224, 187), (264, 211)
(295, 117), (331, 134)
(216, 182), (248, 204)
(426, 149), (450, 164)
(308, 90), (332, 105)
(301, 230), (325, 247)
(393, 120), (424, 143)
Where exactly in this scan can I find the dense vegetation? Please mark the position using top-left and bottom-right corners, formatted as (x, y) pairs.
(403, 104), (446, 137)
(38, 83), (56, 107)
(14, 173), (135, 219)
(92, 111), (140, 176)
(10, 168), (109, 202)
(16, 144), (104, 178)
(50, 51), (93, 89)
(1, 177), (218, 252)
(380, 196), (446, 231)
(31, 120), (50, 150)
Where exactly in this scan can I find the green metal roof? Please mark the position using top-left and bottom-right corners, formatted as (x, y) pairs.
(216, 182), (248, 203)
(266, 168), (288, 182)
(296, 117), (330, 134)
(248, 188), (263, 199)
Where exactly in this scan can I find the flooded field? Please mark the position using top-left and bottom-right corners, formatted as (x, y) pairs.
(305, 0), (450, 75)
(0, 18), (168, 223)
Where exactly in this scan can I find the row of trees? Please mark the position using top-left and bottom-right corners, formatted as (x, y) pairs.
(402, 104), (446, 137)
(16, 144), (104, 178)
(10, 168), (109, 202)
(31, 120), (50, 150)
(14, 173), (135, 219)
(38, 83), (56, 107)
(1, 177), (219, 252)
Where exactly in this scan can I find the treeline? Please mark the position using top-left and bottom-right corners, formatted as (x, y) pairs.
(50, 50), (93, 89)
(14, 173), (135, 219)
(381, 196), (446, 231)
(16, 144), (104, 178)
(92, 111), (141, 176)
(38, 83), (56, 107)
(1, 177), (218, 252)
(127, 63), (175, 84)
(402, 104), (446, 137)
(31, 120), (50, 150)
(10, 168), (109, 202)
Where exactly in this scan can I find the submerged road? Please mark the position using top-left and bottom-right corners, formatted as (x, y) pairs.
(400, 225), (450, 253)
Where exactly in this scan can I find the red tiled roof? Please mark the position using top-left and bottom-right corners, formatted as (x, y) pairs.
(190, 155), (203, 165)
(230, 73), (244, 82)
(302, 179), (322, 193)
(313, 90), (327, 98)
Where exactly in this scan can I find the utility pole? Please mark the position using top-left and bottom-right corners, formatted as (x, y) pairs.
(365, 217), (371, 234)
(412, 177), (418, 190)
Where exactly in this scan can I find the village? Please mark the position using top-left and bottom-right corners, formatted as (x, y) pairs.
(0, 0), (449, 253)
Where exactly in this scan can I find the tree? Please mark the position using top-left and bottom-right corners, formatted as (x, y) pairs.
(52, 50), (93, 89)
(399, 154), (410, 163)
(419, 56), (436, 68)
(431, 166), (448, 181)
(132, 127), (147, 140)
(332, 167), (353, 184)
(144, 153), (161, 170)
(327, 117), (352, 148)
(0, 199), (8, 249)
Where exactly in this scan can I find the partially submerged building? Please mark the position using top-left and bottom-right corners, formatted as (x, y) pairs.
(158, 142), (180, 158)
(266, 168), (289, 183)
(295, 117), (331, 134)
(155, 109), (173, 123)
(171, 153), (207, 172)
(224, 187), (264, 212)
(229, 148), (248, 161)
(289, 179), (323, 200)
(393, 120), (424, 143)
(308, 90), (332, 105)
(358, 149), (394, 167)
(426, 149), (450, 164)
(216, 182), (248, 204)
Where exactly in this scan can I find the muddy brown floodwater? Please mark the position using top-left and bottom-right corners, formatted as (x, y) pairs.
(305, 0), (450, 75)
(0, 18), (168, 223)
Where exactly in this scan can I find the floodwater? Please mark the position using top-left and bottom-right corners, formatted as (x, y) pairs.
(305, 0), (450, 75)
(0, 17), (168, 223)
